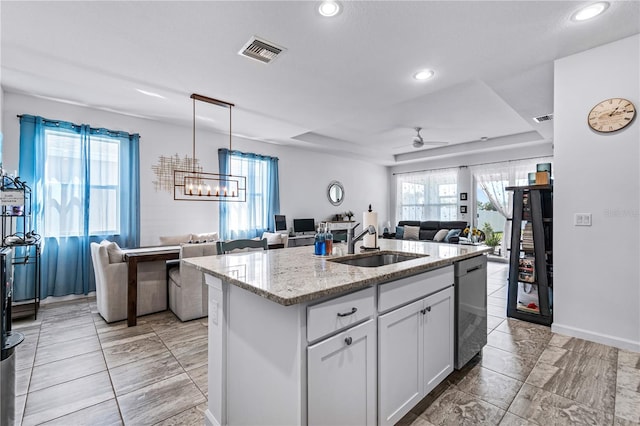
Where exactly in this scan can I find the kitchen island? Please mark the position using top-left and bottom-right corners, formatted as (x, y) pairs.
(185, 239), (490, 426)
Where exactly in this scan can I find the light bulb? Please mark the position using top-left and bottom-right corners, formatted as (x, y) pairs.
(572, 2), (609, 21)
(413, 69), (435, 81)
(318, 1), (340, 17)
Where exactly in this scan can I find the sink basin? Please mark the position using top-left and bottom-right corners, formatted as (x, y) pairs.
(328, 251), (428, 268)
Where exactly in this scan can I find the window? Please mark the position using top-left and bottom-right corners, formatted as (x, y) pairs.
(219, 149), (279, 239)
(396, 168), (458, 222)
(43, 129), (121, 237)
(470, 156), (553, 258)
(227, 155), (267, 233)
(19, 114), (139, 297)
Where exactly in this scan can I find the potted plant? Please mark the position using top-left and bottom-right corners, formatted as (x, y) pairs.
(482, 223), (502, 255)
(344, 210), (354, 221)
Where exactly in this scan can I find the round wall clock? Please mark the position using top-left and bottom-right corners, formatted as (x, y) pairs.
(588, 98), (636, 133)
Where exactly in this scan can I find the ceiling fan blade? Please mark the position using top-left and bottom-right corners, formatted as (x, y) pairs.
(421, 141), (449, 146)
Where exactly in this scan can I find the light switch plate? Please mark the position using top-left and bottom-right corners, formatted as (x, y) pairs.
(574, 213), (592, 226)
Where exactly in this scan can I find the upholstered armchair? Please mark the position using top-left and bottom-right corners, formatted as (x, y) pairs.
(168, 242), (218, 321)
(261, 232), (288, 249)
(90, 240), (167, 323)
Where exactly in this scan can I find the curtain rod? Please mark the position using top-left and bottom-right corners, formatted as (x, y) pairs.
(391, 154), (552, 176)
(16, 114), (140, 138)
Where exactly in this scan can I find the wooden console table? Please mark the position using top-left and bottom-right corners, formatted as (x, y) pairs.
(122, 246), (180, 326)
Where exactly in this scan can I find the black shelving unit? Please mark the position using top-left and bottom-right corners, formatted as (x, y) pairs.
(1, 175), (41, 320)
(506, 184), (553, 326)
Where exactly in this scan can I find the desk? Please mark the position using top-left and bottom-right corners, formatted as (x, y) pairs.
(287, 235), (315, 247)
(122, 246), (180, 326)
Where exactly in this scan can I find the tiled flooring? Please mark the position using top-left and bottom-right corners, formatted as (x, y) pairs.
(397, 263), (640, 426)
(12, 303), (208, 425)
(10, 262), (640, 425)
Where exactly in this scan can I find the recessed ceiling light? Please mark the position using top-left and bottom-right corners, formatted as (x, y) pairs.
(413, 69), (435, 81)
(571, 2), (609, 21)
(136, 88), (166, 99)
(318, 1), (341, 17)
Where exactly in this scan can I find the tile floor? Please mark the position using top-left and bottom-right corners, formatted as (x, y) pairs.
(12, 303), (208, 425)
(9, 262), (640, 425)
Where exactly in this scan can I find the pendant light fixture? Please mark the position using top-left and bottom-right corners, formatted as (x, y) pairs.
(173, 93), (246, 202)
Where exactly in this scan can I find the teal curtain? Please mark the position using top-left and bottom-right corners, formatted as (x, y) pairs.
(16, 115), (140, 299)
(219, 149), (280, 240)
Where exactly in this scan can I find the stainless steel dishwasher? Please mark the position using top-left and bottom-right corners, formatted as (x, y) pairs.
(454, 255), (487, 369)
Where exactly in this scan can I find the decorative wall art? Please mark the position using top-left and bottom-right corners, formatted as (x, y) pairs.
(152, 154), (203, 194)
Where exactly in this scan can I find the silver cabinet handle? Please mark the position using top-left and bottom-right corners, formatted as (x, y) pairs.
(337, 307), (357, 317)
(345, 336), (353, 345)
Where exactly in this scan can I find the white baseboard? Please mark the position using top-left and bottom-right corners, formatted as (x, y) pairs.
(204, 409), (219, 426)
(552, 322), (640, 352)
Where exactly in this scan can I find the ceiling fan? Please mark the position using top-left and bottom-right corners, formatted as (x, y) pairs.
(412, 127), (448, 148)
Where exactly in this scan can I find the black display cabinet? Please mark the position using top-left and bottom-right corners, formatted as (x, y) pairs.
(506, 184), (553, 326)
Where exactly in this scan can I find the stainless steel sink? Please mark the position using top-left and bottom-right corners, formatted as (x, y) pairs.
(328, 251), (428, 268)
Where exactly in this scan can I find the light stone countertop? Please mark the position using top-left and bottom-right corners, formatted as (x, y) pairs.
(184, 239), (492, 306)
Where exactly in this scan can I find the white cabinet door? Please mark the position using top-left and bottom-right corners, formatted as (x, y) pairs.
(308, 319), (376, 426)
(378, 299), (424, 426)
(422, 286), (454, 395)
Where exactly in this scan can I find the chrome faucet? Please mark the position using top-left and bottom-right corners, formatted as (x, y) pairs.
(347, 223), (377, 254)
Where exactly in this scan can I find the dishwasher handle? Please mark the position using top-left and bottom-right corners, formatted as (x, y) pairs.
(465, 265), (483, 274)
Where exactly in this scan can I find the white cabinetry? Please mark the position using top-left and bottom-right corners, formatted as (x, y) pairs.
(307, 286), (376, 425)
(378, 267), (454, 426)
(422, 287), (454, 394)
(204, 262), (463, 426)
(308, 319), (377, 426)
(378, 299), (423, 425)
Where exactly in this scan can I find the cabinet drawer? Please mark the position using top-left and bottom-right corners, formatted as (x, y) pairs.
(307, 286), (375, 342)
(378, 266), (453, 313)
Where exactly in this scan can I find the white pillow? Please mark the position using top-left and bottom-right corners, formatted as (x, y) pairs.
(261, 232), (282, 245)
(190, 232), (219, 243)
(433, 229), (449, 242)
(403, 225), (420, 241)
(159, 234), (191, 245)
(106, 241), (124, 264)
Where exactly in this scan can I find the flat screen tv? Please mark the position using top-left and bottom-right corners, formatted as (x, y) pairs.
(274, 215), (287, 231)
(293, 218), (315, 234)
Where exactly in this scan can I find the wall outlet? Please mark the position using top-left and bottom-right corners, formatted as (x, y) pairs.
(574, 213), (592, 226)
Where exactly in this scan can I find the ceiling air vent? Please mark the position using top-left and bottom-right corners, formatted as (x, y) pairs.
(238, 36), (285, 64)
(533, 113), (554, 123)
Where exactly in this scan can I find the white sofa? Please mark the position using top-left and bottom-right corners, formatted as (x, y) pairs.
(90, 240), (167, 323)
(168, 242), (218, 321)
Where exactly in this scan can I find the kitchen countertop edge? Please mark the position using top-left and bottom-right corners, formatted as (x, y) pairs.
(185, 241), (491, 306)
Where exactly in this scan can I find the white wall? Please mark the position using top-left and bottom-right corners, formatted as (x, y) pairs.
(554, 34), (640, 351)
(2, 92), (388, 246)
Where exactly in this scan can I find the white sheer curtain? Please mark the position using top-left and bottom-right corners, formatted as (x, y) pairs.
(395, 168), (458, 222)
(470, 157), (552, 257)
